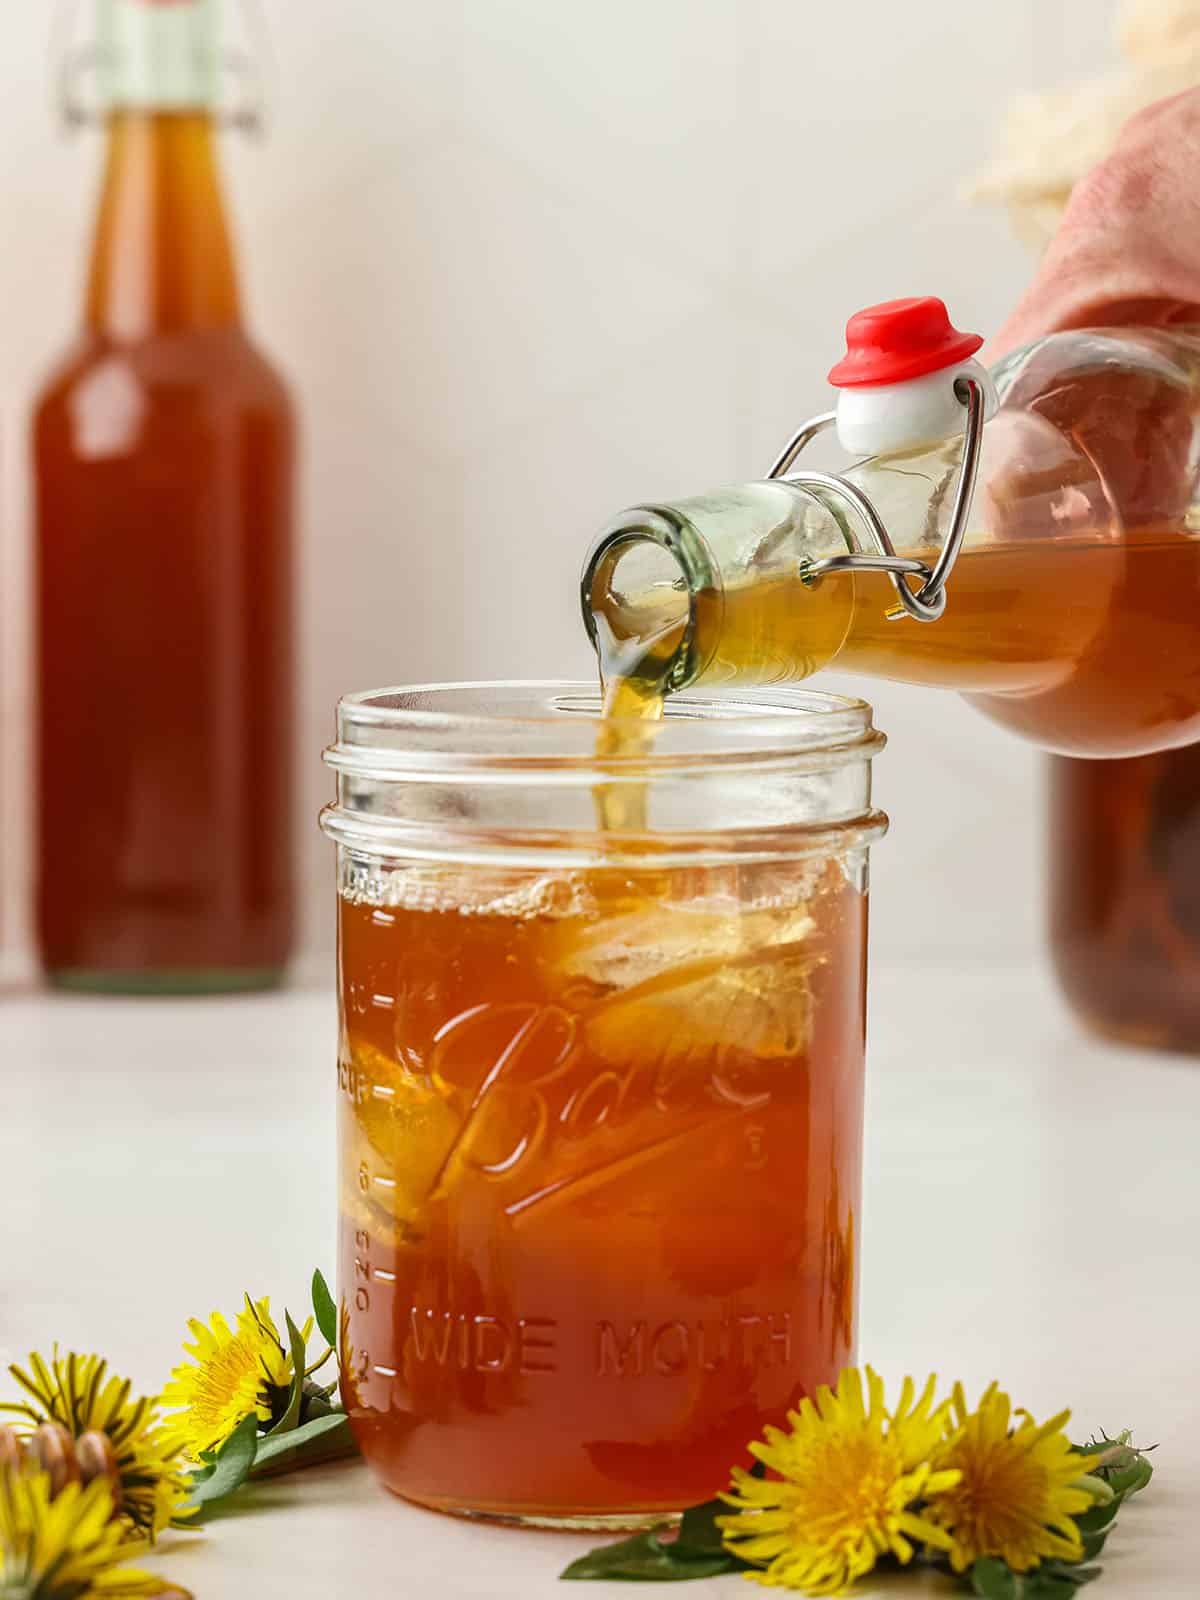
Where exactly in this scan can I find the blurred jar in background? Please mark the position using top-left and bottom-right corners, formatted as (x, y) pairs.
(1050, 751), (1200, 1051)
(34, 0), (295, 992)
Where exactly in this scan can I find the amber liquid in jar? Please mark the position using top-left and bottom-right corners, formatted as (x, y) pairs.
(337, 853), (864, 1522)
(1050, 748), (1200, 1051)
(35, 111), (294, 990)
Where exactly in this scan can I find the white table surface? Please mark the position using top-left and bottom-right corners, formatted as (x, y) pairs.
(0, 961), (1192, 1598)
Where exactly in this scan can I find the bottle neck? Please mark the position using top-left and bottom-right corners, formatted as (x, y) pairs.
(86, 0), (239, 336)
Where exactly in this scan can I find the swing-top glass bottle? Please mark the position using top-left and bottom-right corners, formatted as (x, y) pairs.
(583, 295), (1200, 759)
(35, 0), (295, 991)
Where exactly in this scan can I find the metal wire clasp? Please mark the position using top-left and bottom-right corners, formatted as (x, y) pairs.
(763, 376), (986, 622)
(53, 0), (270, 137)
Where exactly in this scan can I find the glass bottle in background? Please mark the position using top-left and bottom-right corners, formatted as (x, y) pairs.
(34, 0), (295, 991)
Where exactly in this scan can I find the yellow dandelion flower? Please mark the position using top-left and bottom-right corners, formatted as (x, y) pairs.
(0, 1460), (188, 1598)
(161, 1296), (309, 1461)
(926, 1383), (1097, 1573)
(1, 1352), (191, 1540)
(717, 1367), (961, 1595)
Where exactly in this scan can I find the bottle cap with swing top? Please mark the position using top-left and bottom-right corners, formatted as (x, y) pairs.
(828, 296), (999, 455)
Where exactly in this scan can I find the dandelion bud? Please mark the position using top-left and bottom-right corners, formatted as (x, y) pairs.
(77, 1430), (124, 1516)
(27, 1423), (81, 1497)
(0, 1424), (24, 1471)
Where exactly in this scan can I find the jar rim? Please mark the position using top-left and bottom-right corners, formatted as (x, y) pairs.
(321, 681), (887, 866)
(324, 680), (884, 779)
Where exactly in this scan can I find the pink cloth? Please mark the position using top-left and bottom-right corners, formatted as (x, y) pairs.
(991, 88), (1200, 358)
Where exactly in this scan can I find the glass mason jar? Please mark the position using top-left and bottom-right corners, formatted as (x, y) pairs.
(320, 682), (886, 1527)
(1049, 748), (1200, 1052)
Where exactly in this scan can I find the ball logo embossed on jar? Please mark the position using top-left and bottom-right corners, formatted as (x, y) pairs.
(417, 972), (792, 1214)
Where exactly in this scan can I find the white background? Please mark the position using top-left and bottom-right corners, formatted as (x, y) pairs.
(0, 0), (1121, 977)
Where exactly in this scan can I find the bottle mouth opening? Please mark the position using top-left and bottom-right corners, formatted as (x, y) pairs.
(580, 506), (721, 697)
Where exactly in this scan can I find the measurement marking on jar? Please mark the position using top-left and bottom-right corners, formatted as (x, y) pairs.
(370, 1084), (396, 1102)
(370, 910), (396, 927)
(372, 1173), (397, 1190)
(371, 992), (396, 1009)
(371, 1268), (397, 1283)
(372, 1364), (398, 1378)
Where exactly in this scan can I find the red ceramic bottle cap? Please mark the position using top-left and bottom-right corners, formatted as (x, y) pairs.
(827, 297), (983, 388)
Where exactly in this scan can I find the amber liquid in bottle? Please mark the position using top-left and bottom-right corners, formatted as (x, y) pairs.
(34, 109), (294, 991)
(585, 333), (1200, 761)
